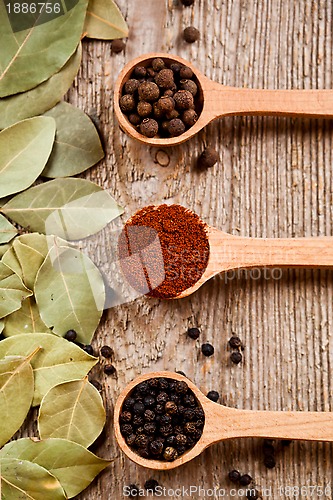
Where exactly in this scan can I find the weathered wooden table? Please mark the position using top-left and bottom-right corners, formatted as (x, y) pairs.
(63, 0), (333, 498)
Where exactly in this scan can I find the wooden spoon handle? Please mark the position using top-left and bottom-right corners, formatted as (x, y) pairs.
(214, 408), (333, 442)
(206, 84), (333, 119)
(209, 230), (333, 272)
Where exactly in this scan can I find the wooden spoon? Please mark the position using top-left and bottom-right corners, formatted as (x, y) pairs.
(114, 52), (333, 147)
(114, 371), (333, 470)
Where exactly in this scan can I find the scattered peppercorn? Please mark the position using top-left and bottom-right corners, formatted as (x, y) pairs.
(228, 336), (242, 349)
(100, 345), (113, 358)
(206, 390), (219, 402)
(64, 329), (77, 341)
(187, 327), (200, 340)
(201, 343), (214, 357)
(198, 147), (219, 169)
(144, 479), (159, 492)
(127, 484), (139, 497)
(239, 474), (252, 486)
(104, 364), (117, 375)
(228, 469), (241, 483)
(246, 490), (260, 500)
(264, 455), (276, 468)
(120, 377), (204, 461)
(180, 0), (195, 5)
(183, 26), (200, 43)
(230, 351), (243, 364)
(111, 39), (125, 54)
(82, 344), (94, 356)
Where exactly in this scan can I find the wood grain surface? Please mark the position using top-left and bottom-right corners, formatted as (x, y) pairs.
(21, 0), (333, 498)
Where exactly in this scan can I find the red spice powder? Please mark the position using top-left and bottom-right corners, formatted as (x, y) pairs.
(118, 204), (210, 299)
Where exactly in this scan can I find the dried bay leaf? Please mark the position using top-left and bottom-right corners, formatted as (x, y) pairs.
(0, 320), (4, 333)
(0, 117), (56, 198)
(1, 178), (124, 239)
(0, 355), (35, 447)
(34, 245), (105, 343)
(0, 333), (97, 405)
(0, 44), (82, 130)
(0, 214), (16, 244)
(4, 297), (50, 336)
(0, 438), (110, 499)
(38, 378), (106, 447)
(84, 0), (128, 40)
(0, 244), (11, 258)
(0, 458), (66, 500)
(0, 0), (88, 97)
(0, 261), (32, 319)
(43, 102), (104, 177)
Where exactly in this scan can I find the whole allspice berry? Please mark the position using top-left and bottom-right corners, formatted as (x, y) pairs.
(152, 58), (165, 71)
(174, 90), (194, 110)
(111, 39), (126, 53)
(182, 109), (198, 127)
(124, 79), (140, 94)
(179, 66), (193, 79)
(128, 113), (141, 126)
(137, 101), (152, 118)
(230, 351), (243, 364)
(138, 81), (160, 102)
(140, 118), (159, 138)
(197, 147), (219, 168)
(183, 26), (200, 43)
(157, 96), (175, 113)
(180, 79), (198, 96)
(167, 118), (185, 137)
(134, 66), (147, 78)
(155, 69), (175, 89)
(119, 94), (136, 113)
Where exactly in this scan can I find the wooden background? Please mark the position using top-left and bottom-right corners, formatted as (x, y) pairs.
(46, 0), (333, 498)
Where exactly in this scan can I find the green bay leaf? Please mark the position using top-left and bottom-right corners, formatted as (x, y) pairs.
(4, 297), (50, 336)
(34, 245), (105, 343)
(0, 117), (56, 197)
(84, 0), (128, 40)
(0, 44), (82, 130)
(1, 178), (124, 239)
(0, 214), (16, 244)
(0, 261), (32, 319)
(0, 438), (110, 499)
(0, 458), (66, 500)
(0, 333), (97, 405)
(38, 378), (106, 447)
(43, 102), (104, 178)
(0, 0), (88, 97)
(0, 355), (34, 447)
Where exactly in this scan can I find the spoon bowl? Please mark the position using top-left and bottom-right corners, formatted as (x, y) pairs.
(114, 53), (333, 147)
(114, 371), (333, 470)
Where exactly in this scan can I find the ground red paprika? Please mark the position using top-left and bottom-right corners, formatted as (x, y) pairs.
(118, 204), (210, 299)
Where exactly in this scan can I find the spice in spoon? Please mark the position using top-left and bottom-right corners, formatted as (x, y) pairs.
(118, 204), (210, 299)
(119, 377), (205, 461)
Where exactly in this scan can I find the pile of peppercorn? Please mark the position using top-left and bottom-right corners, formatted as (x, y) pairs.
(120, 377), (205, 461)
(119, 58), (201, 138)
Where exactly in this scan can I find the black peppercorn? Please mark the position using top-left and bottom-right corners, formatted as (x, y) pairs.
(152, 58), (165, 71)
(126, 434), (136, 446)
(159, 414), (172, 425)
(100, 345), (113, 358)
(156, 392), (169, 404)
(144, 422), (157, 435)
(123, 397), (135, 411)
(180, 0), (195, 5)
(148, 378), (160, 390)
(144, 409), (155, 422)
(165, 401), (178, 414)
(228, 469), (241, 483)
(183, 408), (195, 421)
(169, 393), (181, 404)
(137, 101), (152, 118)
(165, 435), (176, 446)
(230, 351), (243, 364)
(182, 109), (198, 127)
(160, 424), (173, 436)
(143, 395), (156, 407)
(168, 118), (185, 136)
(138, 446), (150, 458)
(179, 66), (193, 79)
(184, 422), (197, 434)
(163, 446), (178, 461)
(120, 411), (132, 423)
(228, 336), (242, 349)
(158, 378), (169, 391)
(111, 39), (125, 53)
(124, 79), (140, 94)
(195, 408), (205, 419)
(206, 390), (219, 402)
(281, 439), (292, 446)
(183, 394), (196, 407)
(155, 403), (164, 414)
(180, 79), (198, 96)
(246, 490), (260, 500)
(175, 434), (187, 446)
(120, 424), (133, 436)
(135, 434), (150, 449)
(198, 147), (219, 169)
(119, 94), (136, 113)
(104, 364), (116, 375)
(187, 327), (200, 340)
(138, 81), (160, 102)
(201, 343), (214, 357)
(132, 415), (144, 427)
(183, 26), (200, 43)
(64, 329), (77, 341)
(264, 455), (276, 468)
(149, 439), (163, 455)
(128, 484), (139, 497)
(175, 381), (188, 394)
(144, 479), (159, 492)
(140, 118), (158, 138)
(155, 69), (175, 89)
(133, 401), (145, 415)
(174, 90), (194, 110)
(239, 474), (252, 486)
(263, 440), (275, 456)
